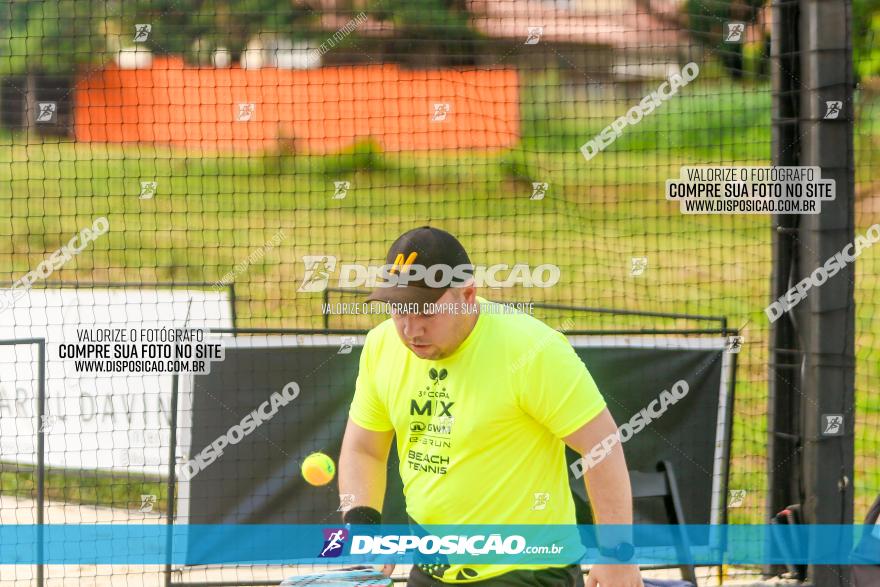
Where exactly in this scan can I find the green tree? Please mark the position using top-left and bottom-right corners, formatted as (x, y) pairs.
(686, 0), (767, 79)
(0, 0), (109, 76)
(119, 0), (317, 62)
(364, 0), (478, 66)
(854, 0), (880, 81)
(0, 0), (325, 132)
(0, 0), (110, 131)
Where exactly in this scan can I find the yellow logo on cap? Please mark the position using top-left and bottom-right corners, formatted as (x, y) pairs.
(390, 252), (418, 274)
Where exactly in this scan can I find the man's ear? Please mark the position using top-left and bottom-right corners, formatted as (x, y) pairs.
(458, 280), (477, 302)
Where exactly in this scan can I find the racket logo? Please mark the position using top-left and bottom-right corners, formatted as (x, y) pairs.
(319, 528), (348, 558)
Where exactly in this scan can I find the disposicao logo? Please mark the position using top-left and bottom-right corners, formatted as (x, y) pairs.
(298, 256), (561, 291)
(350, 534), (528, 555)
(580, 62), (700, 161)
(319, 528), (348, 558)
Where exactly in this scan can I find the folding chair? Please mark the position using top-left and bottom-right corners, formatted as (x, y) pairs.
(573, 459), (698, 586)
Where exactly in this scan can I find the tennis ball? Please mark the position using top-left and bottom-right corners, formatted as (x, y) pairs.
(301, 452), (335, 486)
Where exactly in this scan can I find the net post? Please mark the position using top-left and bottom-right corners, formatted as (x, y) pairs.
(165, 368), (181, 586)
(37, 338), (46, 587)
(768, 1), (804, 577)
(797, 0), (856, 584)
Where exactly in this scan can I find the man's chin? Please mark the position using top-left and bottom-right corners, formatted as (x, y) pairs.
(408, 344), (438, 358)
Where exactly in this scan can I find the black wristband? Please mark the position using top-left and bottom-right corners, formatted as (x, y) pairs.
(598, 542), (635, 562)
(342, 506), (382, 525)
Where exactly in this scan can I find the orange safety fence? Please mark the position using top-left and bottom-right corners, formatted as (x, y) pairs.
(74, 57), (520, 154)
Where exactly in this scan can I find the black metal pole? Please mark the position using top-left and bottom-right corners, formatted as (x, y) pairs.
(768, 2), (803, 576)
(719, 348), (738, 583)
(166, 298), (197, 586)
(228, 284), (238, 330)
(796, 1), (855, 585)
(36, 339), (46, 587)
(165, 370), (181, 587)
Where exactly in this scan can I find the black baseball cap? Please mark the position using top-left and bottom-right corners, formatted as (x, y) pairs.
(366, 226), (473, 306)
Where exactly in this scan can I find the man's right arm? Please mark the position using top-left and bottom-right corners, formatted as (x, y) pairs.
(339, 418), (396, 578)
(338, 417), (395, 514)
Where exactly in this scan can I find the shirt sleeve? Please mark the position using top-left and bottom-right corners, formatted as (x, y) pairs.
(519, 330), (607, 438)
(349, 330), (394, 432)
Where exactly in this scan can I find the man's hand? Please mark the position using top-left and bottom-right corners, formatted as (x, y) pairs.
(585, 564), (643, 586)
(378, 564), (395, 577)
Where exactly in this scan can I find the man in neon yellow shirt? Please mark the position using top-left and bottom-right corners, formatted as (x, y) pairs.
(339, 227), (644, 587)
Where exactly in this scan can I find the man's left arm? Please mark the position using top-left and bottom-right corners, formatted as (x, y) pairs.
(520, 333), (642, 586)
(563, 408), (643, 587)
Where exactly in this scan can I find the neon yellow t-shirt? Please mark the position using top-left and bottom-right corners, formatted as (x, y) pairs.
(349, 297), (606, 582)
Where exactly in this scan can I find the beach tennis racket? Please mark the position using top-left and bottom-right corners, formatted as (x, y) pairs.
(280, 566), (392, 587)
